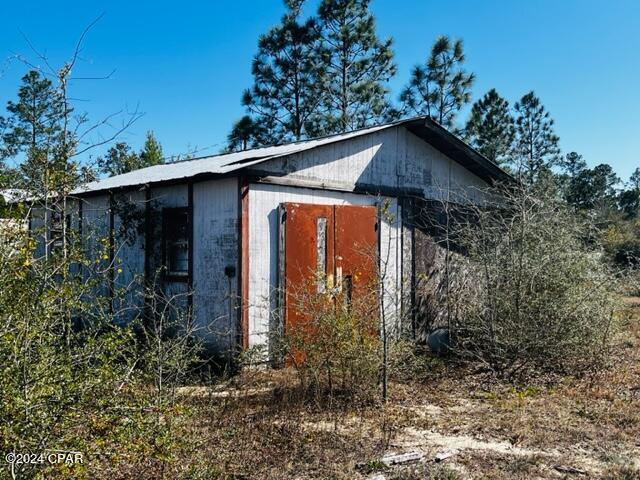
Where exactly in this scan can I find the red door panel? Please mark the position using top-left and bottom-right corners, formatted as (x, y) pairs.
(282, 203), (379, 345)
(334, 205), (378, 309)
(283, 203), (335, 339)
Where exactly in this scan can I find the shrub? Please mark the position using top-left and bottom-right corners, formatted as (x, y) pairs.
(0, 211), (201, 478)
(283, 277), (381, 405)
(442, 185), (619, 377)
(602, 219), (640, 270)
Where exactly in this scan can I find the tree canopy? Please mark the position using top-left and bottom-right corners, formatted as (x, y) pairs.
(464, 88), (514, 165)
(400, 35), (474, 131)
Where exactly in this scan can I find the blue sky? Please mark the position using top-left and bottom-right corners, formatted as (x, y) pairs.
(0, 0), (638, 181)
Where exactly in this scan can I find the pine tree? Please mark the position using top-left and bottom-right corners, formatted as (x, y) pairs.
(1, 70), (66, 194)
(242, 0), (324, 144)
(560, 151), (587, 178)
(317, 0), (397, 133)
(97, 142), (140, 177)
(98, 132), (164, 177)
(628, 168), (640, 192)
(226, 116), (267, 152)
(565, 162), (619, 211)
(139, 130), (164, 167)
(400, 35), (474, 131)
(464, 88), (514, 164)
(512, 91), (561, 184)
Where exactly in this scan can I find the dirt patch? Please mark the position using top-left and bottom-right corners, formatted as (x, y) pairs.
(86, 297), (640, 479)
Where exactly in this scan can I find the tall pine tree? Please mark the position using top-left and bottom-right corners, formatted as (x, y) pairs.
(97, 131), (164, 177)
(464, 88), (514, 165)
(400, 35), (474, 131)
(512, 91), (560, 184)
(241, 0), (325, 145)
(1, 70), (74, 196)
(317, 0), (397, 133)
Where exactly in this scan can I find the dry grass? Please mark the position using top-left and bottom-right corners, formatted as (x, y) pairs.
(85, 298), (640, 479)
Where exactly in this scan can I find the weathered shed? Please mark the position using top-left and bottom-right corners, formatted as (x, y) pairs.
(48, 116), (509, 361)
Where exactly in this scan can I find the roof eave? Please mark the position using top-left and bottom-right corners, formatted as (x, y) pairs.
(404, 118), (513, 185)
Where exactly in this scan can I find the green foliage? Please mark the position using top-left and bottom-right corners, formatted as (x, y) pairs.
(97, 131), (164, 177)
(464, 88), (514, 164)
(619, 167), (640, 219)
(512, 91), (561, 185)
(233, 0), (398, 143)
(0, 63), (195, 479)
(560, 152), (620, 211)
(0, 218), (203, 478)
(316, 0), (397, 133)
(283, 277), (381, 404)
(1, 70), (64, 161)
(400, 35), (475, 131)
(97, 141), (140, 177)
(602, 219), (640, 269)
(0, 69), (80, 197)
(445, 186), (618, 376)
(0, 224), (133, 478)
(140, 130), (164, 167)
(241, 1), (325, 144)
(226, 115), (267, 152)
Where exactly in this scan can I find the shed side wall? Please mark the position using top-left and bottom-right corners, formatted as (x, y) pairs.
(192, 177), (239, 355)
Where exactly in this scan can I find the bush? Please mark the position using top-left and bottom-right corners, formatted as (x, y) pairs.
(283, 278), (381, 405)
(442, 185), (618, 377)
(0, 212), (201, 478)
(602, 219), (640, 270)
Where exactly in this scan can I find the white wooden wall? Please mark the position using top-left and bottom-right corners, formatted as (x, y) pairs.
(60, 124), (495, 358)
(247, 183), (404, 352)
(112, 189), (146, 325)
(80, 195), (111, 300)
(75, 180), (239, 354)
(192, 178), (238, 355)
(256, 126), (488, 203)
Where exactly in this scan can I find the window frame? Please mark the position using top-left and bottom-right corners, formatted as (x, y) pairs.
(161, 207), (190, 282)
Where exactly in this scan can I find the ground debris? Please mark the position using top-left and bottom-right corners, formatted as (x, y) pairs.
(434, 449), (458, 462)
(553, 465), (588, 476)
(381, 451), (424, 466)
(367, 474), (386, 480)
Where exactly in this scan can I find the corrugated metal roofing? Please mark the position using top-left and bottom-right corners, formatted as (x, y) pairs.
(73, 121), (401, 194)
(73, 116), (511, 195)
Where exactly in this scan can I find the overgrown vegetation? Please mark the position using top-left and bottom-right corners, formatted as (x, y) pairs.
(439, 184), (619, 376)
(283, 276), (381, 405)
(0, 4), (638, 479)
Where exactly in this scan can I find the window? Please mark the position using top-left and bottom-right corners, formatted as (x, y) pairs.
(50, 210), (71, 253)
(163, 208), (189, 280)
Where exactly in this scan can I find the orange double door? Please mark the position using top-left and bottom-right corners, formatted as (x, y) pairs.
(279, 202), (379, 336)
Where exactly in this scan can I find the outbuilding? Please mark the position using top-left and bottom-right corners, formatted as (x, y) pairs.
(39, 116), (510, 362)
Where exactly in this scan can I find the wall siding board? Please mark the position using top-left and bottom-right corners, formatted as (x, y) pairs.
(38, 123), (497, 358)
(80, 195), (111, 299)
(112, 190), (146, 324)
(148, 185), (189, 310)
(252, 127), (488, 202)
(192, 178), (239, 355)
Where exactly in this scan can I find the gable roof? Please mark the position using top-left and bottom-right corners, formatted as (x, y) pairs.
(74, 116), (511, 195)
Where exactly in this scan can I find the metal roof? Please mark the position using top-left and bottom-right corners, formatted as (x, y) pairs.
(74, 116), (510, 195)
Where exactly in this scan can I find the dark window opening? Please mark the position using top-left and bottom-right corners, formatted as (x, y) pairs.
(51, 210), (71, 253)
(163, 208), (189, 280)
